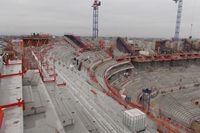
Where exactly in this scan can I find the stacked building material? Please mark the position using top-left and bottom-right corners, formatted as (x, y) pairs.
(123, 109), (146, 132)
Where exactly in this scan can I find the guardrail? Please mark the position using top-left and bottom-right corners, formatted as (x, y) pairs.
(116, 52), (200, 62)
(0, 98), (25, 128)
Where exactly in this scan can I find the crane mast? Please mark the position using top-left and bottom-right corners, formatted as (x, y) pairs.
(174, 0), (183, 40)
(92, 0), (101, 39)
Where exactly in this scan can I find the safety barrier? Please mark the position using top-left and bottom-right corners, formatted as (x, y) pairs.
(0, 98), (25, 128)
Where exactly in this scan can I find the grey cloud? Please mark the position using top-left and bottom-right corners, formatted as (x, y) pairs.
(0, 0), (199, 38)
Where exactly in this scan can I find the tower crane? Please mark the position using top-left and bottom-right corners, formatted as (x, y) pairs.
(92, 0), (101, 39)
(173, 0), (183, 41)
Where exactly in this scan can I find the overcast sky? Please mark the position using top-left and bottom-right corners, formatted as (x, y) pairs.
(0, 0), (199, 38)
